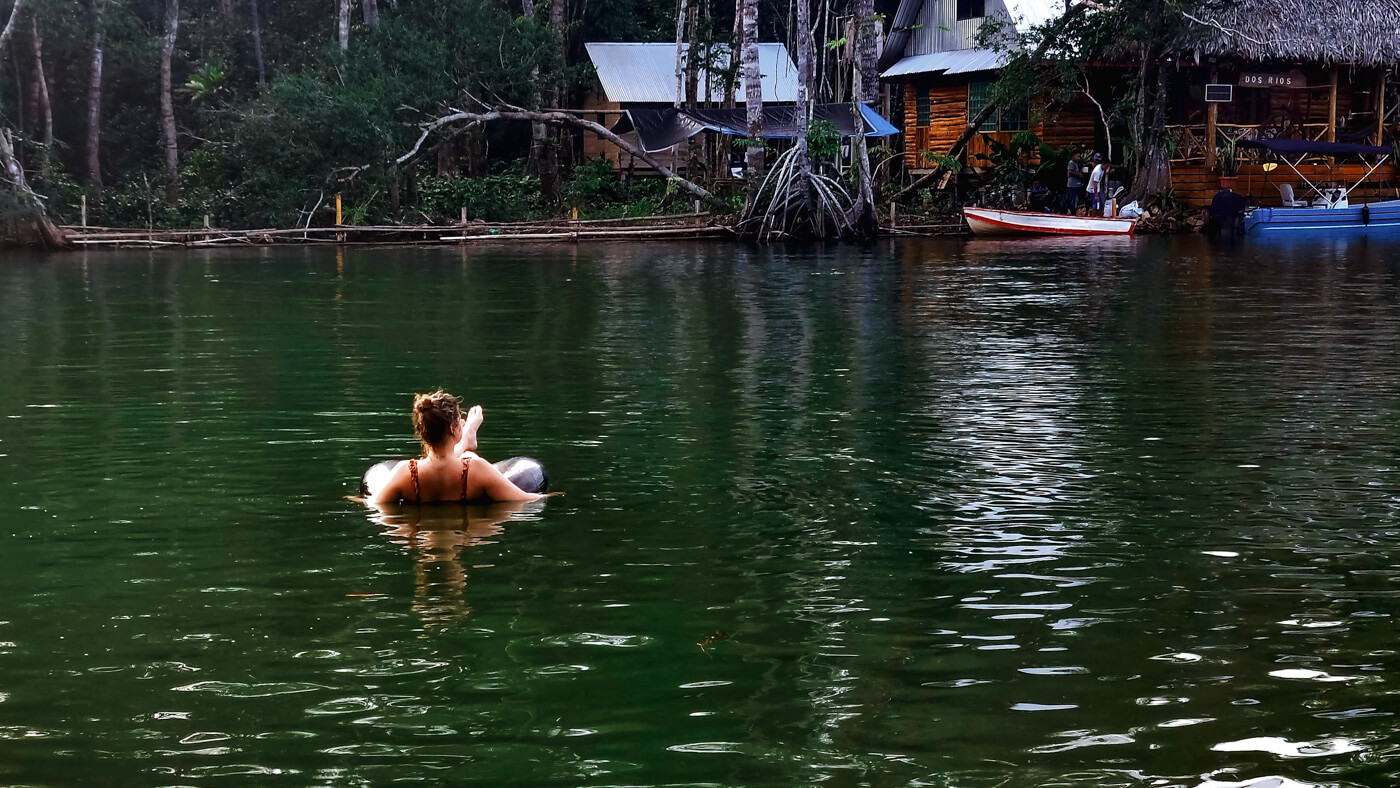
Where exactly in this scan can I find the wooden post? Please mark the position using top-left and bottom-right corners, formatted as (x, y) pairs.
(460, 207), (467, 225)
(1328, 66), (1339, 169)
(1377, 68), (1388, 147)
(1328, 66), (1338, 143)
(1205, 66), (1218, 170)
(335, 193), (343, 225)
(80, 195), (87, 228)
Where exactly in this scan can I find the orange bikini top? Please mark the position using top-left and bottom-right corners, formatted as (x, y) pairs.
(407, 458), (470, 502)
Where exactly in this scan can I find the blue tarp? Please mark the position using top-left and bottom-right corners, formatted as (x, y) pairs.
(1238, 138), (1393, 157)
(618, 103), (898, 153)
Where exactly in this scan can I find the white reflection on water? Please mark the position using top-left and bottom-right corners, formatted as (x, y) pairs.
(1195, 777), (1330, 788)
(1211, 735), (1365, 758)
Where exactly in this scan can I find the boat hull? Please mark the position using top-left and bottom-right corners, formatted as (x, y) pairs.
(1244, 199), (1400, 234)
(963, 207), (1137, 236)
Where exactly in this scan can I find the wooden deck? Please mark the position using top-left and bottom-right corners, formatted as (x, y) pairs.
(1172, 163), (1400, 208)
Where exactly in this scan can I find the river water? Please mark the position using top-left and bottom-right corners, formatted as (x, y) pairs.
(1, 237), (1398, 786)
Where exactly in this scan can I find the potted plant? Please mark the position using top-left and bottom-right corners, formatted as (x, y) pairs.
(1216, 137), (1240, 189)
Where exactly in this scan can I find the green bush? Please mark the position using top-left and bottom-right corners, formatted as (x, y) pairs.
(416, 173), (543, 222)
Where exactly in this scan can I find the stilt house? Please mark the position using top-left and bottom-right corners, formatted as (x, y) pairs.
(1166, 0), (1399, 206)
(879, 0), (1100, 174)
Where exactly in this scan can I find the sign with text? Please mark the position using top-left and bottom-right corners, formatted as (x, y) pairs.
(1239, 72), (1305, 88)
(1205, 84), (1233, 103)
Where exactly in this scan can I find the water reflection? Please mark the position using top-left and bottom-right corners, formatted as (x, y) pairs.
(4, 240), (1400, 785)
(368, 500), (544, 630)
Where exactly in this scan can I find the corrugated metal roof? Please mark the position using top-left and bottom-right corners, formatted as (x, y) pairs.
(585, 42), (798, 104)
(881, 48), (1008, 78)
(879, 0), (1067, 75)
(877, 0), (925, 71)
(1003, 0), (1064, 30)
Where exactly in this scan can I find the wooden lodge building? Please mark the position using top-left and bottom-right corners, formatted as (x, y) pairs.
(881, 0), (1400, 208)
(581, 42), (799, 174)
(879, 0), (1098, 175)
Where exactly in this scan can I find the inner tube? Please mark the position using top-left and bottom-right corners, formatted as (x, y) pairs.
(359, 456), (549, 500)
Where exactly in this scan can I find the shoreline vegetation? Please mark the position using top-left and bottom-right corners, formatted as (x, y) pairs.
(0, 0), (1252, 250)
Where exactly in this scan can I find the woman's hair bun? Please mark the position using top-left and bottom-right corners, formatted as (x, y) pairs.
(411, 390), (462, 449)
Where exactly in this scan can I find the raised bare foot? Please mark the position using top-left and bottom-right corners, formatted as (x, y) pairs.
(463, 405), (483, 451)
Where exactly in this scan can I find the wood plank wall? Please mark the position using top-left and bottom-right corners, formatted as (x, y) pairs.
(903, 82), (970, 167)
(903, 78), (1101, 168)
(1173, 163), (1400, 207)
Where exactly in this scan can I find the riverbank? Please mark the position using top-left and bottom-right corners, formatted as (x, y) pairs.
(58, 209), (974, 248)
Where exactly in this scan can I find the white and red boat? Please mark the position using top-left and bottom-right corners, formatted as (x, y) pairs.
(963, 206), (1137, 236)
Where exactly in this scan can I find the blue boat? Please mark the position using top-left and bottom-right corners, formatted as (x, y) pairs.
(1244, 199), (1400, 235)
(1237, 139), (1400, 235)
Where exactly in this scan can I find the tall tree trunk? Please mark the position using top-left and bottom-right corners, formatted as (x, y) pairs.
(740, 0), (763, 187)
(337, 0), (350, 52)
(684, 1), (698, 106)
(86, 0), (106, 191)
(249, 0), (265, 85)
(673, 0), (687, 109)
(1128, 54), (1172, 202)
(26, 12), (53, 178)
(855, 0), (877, 104)
(845, 0), (876, 237)
(548, 0), (568, 171)
(361, 0), (378, 27)
(219, 0), (231, 20)
(520, 0), (555, 198)
(160, 0), (180, 202)
(795, 0), (815, 227)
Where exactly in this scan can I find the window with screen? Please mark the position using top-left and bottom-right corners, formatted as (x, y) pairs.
(956, 0), (985, 20)
(916, 90), (930, 126)
(967, 81), (996, 131)
(1001, 100), (1029, 131)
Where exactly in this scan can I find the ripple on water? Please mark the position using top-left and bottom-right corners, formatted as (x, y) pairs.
(173, 681), (328, 698)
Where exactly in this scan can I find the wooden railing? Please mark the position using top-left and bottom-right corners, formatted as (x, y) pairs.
(1165, 123), (1334, 164)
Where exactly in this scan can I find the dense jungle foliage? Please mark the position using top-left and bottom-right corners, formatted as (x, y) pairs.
(2, 0), (885, 228)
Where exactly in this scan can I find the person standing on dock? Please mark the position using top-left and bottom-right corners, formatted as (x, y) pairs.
(1064, 151), (1085, 215)
(1086, 153), (1107, 215)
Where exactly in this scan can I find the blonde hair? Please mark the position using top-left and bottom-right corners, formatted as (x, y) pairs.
(411, 390), (461, 451)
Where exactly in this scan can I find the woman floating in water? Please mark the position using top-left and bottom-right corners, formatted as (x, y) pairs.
(367, 390), (547, 505)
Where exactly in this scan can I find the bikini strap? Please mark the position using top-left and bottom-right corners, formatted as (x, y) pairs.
(460, 457), (471, 501)
(408, 459), (421, 502)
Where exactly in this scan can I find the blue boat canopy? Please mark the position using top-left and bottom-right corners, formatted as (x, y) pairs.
(1237, 138), (1393, 157)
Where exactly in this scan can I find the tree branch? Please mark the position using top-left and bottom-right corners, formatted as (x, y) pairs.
(397, 106), (730, 212)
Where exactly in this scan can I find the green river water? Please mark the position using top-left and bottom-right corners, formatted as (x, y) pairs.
(1, 237), (1398, 786)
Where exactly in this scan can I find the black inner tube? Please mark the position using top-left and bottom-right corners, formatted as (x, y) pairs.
(359, 456), (548, 500)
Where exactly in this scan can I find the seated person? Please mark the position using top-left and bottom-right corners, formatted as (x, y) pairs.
(1027, 179), (1052, 212)
(371, 390), (544, 504)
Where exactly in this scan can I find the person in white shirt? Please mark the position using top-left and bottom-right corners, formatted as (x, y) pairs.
(1086, 153), (1108, 213)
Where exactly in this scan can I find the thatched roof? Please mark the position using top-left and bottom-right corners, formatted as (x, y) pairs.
(1182, 0), (1400, 66)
